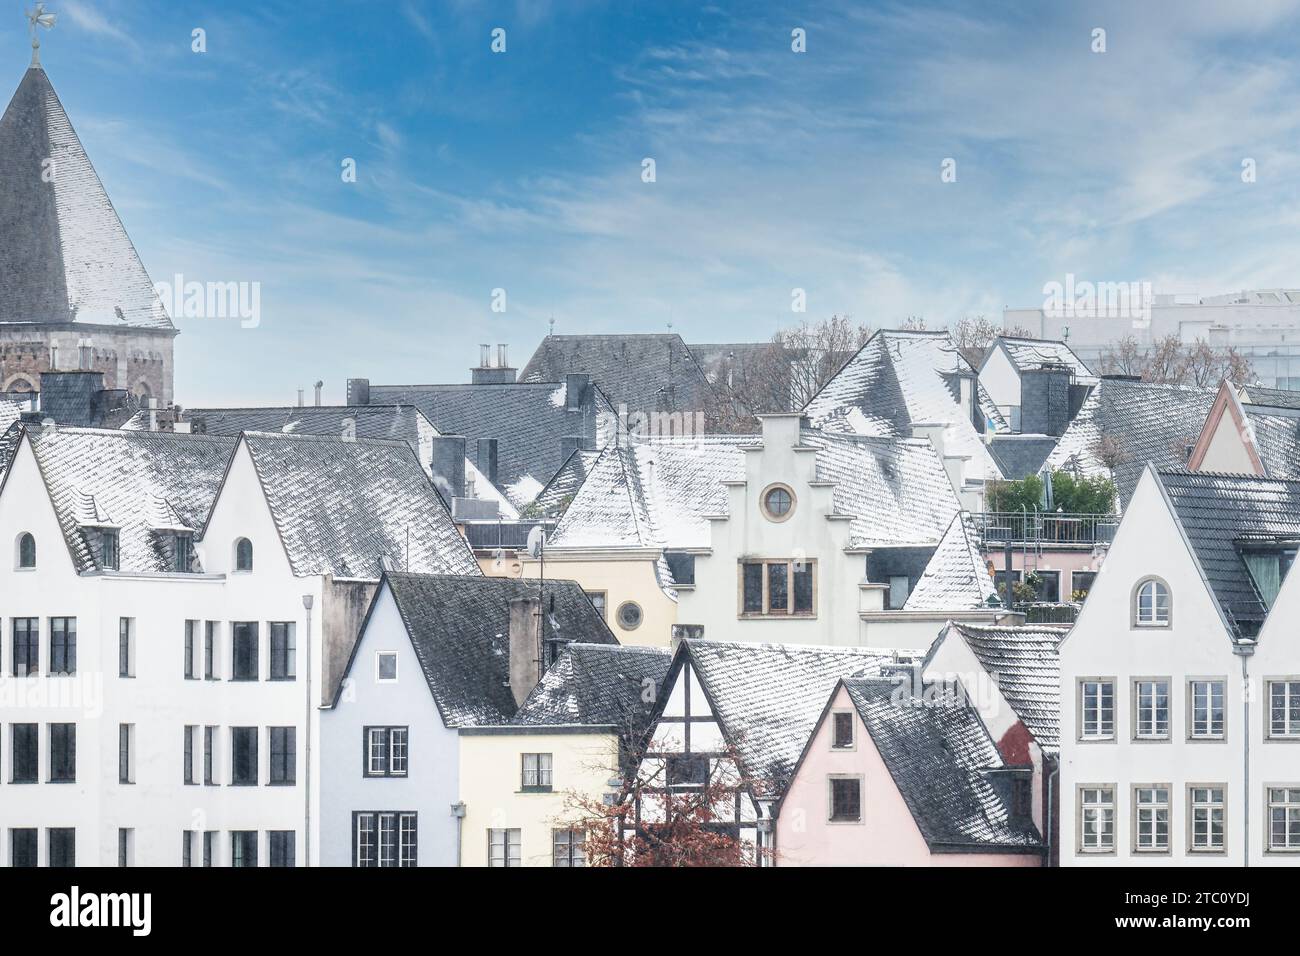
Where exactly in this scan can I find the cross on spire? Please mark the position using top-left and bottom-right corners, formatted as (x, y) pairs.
(26, 3), (56, 67)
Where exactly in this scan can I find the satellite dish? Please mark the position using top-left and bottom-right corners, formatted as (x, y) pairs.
(526, 526), (546, 560)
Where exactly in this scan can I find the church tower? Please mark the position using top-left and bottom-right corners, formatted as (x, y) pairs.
(0, 18), (175, 404)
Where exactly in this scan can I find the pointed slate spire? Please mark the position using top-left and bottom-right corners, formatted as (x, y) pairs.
(0, 62), (173, 330)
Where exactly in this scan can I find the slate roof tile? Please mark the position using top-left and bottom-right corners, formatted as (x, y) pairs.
(844, 677), (1042, 851)
(1044, 378), (1218, 507)
(904, 512), (998, 611)
(382, 572), (618, 726)
(682, 640), (915, 793)
(514, 643), (672, 737)
(993, 336), (1097, 383)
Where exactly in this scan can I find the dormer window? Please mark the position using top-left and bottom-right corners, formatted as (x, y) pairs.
(16, 532), (35, 569)
(173, 534), (194, 573)
(235, 537), (253, 572)
(1133, 578), (1170, 627)
(101, 530), (119, 571)
(1242, 546), (1297, 609)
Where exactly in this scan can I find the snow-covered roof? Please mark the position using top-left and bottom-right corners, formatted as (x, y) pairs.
(549, 429), (960, 553)
(236, 431), (479, 580)
(903, 512), (998, 611)
(10, 425), (234, 574)
(0, 67), (172, 330)
(677, 639), (916, 793)
(803, 330), (1006, 478)
(990, 336), (1097, 384)
(1043, 378), (1218, 507)
(513, 643), (672, 735)
(354, 572), (618, 726)
(840, 677), (1041, 851)
(928, 621), (1065, 753)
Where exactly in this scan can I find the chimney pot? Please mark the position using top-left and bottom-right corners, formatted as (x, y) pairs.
(296, 388), (304, 408)
(346, 378), (371, 406)
(430, 435), (467, 501)
(314, 380), (323, 407)
(509, 596), (542, 708)
(497, 344), (508, 368)
(479, 344), (491, 368)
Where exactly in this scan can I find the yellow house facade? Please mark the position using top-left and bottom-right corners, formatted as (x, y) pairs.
(456, 727), (621, 866)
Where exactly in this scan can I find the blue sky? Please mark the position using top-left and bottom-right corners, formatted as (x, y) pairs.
(9, 0), (1300, 405)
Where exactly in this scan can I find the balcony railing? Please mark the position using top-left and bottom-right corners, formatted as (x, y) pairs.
(972, 511), (1119, 547)
(463, 521), (550, 551)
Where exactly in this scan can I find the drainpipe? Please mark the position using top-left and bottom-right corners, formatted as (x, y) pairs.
(1233, 639), (1256, 867)
(1045, 760), (1059, 867)
(302, 594), (314, 867)
(451, 802), (466, 866)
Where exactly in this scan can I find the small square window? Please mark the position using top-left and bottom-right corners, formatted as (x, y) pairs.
(829, 777), (862, 822)
(376, 652), (398, 682)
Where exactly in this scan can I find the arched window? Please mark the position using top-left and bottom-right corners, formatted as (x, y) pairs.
(16, 532), (35, 569)
(1134, 577), (1170, 627)
(235, 538), (253, 572)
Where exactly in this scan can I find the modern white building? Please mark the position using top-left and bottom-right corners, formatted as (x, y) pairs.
(1059, 464), (1300, 866)
(1006, 289), (1300, 388)
(0, 423), (477, 866)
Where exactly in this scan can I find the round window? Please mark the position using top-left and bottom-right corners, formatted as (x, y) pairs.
(616, 601), (643, 630)
(763, 485), (794, 520)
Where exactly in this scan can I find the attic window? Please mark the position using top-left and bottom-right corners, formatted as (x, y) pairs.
(173, 534), (194, 573)
(1242, 546), (1297, 609)
(761, 484), (795, 522)
(831, 711), (855, 749)
(101, 530), (119, 571)
(16, 532), (35, 569)
(235, 537), (253, 572)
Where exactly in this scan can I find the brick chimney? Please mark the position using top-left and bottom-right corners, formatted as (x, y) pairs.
(475, 438), (499, 485)
(565, 372), (589, 411)
(508, 596), (541, 708)
(472, 344), (517, 385)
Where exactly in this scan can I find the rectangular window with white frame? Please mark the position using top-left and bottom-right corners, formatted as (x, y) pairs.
(375, 650), (398, 682)
(363, 726), (408, 777)
(1133, 679), (1170, 740)
(828, 776), (863, 823)
(1188, 785), (1226, 853)
(1268, 787), (1300, 852)
(184, 620), (198, 680)
(1268, 680), (1300, 739)
(118, 618), (134, 678)
(1132, 785), (1170, 853)
(521, 753), (553, 791)
(1188, 679), (1226, 740)
(488, 828), (521, 867)
(1078, 786), (1115, 853)
(552, 828), (585, 867)
(1079, 679), (1115, 740)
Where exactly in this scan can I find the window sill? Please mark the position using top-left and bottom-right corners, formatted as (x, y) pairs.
(268, 676), (297, 682)
(520, 786), (554, 794)
(738, 613), (817, 621)
(827, 817), (864, 825)
(266, 781), (296, 787)
(1077, 736), (1116, 744)
(229, 781), (259, 787)
(47, 779), (77, 785)
(1264, 735), (1300, 742)
(229, 677), (259, 683)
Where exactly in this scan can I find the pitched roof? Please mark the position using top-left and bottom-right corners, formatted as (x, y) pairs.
(842, 677), (1041, 851)
(904, 512), (998, 611)
(989, 336), (1097, 383)
(526, 448), (601, 520)
(0, 67), (172, 330)
(521, 333), (717, 416)
(12, 425), (234, 573)
(929, 622), (1065, 752)
(803, 330), (1006, 477)
(1240, 384), (1300, 411)
(181, 404), (436, 445)
(1043, 378), (1218, 507)
(237, 432), (479, 579)
(1155, 468), (1300, 638)
(680, 640), (913, 792)
(513, 643), (672, 737)
(376, 572), (618, 726)
(986, 434), (1058, 479)
(550, 429), (959, 552)
(366, 380), (613, 505)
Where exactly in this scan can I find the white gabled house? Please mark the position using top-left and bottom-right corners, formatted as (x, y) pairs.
(0, 423), (477, 867)
(1060, 464), (1300, 866)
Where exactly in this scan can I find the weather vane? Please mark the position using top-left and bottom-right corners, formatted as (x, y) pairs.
(26, 3), (56, 67)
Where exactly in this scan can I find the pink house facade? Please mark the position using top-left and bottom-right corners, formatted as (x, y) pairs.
(774, 679), (1043, 867)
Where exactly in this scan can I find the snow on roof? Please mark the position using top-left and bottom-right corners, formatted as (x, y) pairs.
(239, 431), (480, 580)
(903, 512), (998, 611)
(1043, 378), (1218, 507)
(993, 336), (1097, 384)
(549, 430), (959, 553)
(513, 643), (672, 735)
(803, 330), (1006, 478)
(0, 67), (172, 330)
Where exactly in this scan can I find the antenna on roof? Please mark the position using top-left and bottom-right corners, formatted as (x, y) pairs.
(548, 315), (555, 336)
(26, 3), (56, 67)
